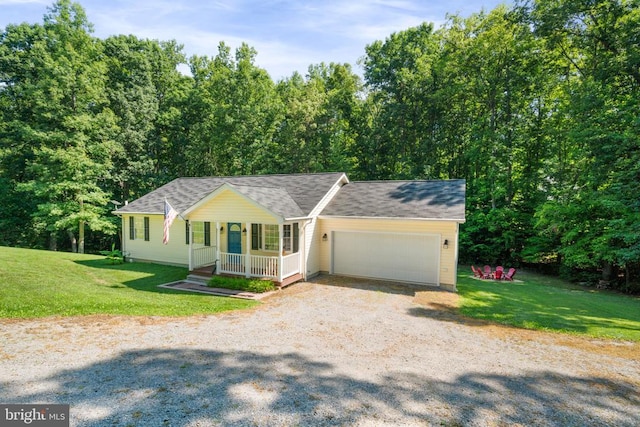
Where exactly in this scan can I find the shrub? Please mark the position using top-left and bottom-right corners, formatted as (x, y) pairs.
(208, 276), (276, 293)
(99, 244), (125, 264)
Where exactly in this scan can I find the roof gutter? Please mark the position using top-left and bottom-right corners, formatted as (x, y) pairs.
(112, 211), (163, 216)
(318, 215), (466, 223)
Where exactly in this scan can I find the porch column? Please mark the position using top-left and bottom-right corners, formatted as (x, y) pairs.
(215, 221), (221, 276)
(278, 223), (284, 283)
(245, 222), (251, 278)
(188, 221), (192, 271)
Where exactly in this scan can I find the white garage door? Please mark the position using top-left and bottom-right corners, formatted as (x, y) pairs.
(332, 231), (440, 284)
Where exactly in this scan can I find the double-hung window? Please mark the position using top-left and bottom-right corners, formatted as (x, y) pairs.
(192, 222), (204, 245)
(251, 223), (298, 253)
(264, 225), (279, 251)
(190, 221), (211, 246)
(129, 216), (149, 241)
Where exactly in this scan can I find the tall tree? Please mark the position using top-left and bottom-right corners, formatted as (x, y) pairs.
(274, 63), (361, 173)
(185, 43), (282, 176)
(1, 0), (116, 252)
(524, 0), (640, 287)
(103, 35), (159, 203)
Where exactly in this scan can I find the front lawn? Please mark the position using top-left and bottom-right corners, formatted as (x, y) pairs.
(0, 246), (257, 318)
(457, 267), (640, 341)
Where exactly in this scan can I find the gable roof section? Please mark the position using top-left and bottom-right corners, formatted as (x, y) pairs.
(115, 172), (347, 218)
(232, 185), (304, 218)
(321, 179), (466, 221)
(181, 183), (305, 219)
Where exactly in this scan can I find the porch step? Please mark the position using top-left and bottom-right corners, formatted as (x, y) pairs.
(185, 274), (211, 286)
(278, 273), (304, 288)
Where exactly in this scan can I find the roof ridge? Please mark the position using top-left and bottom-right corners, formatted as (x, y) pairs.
(349, 178), (466, 184)
(173, 172), (345, 180)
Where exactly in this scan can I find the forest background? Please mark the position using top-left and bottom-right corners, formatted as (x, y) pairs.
(1, 0), (638, 292)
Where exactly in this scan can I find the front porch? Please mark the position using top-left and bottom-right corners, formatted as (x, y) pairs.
(217, 251), (302, 285)
(189, 259), (304, 288)
(187, 220), (304, 286)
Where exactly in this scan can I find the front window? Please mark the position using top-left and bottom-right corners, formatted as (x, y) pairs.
(192, 222), (204, 245)
(134, 217), (144, 239)
(283, 225), (291, 251)
(251, 223), (298, 253)
(264, 224), (279, 251)
(129, 216), (149, 241)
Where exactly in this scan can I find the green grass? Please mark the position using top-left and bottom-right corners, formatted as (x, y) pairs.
(457, 267), (640, 341)
(0, 246), (257, 318)
(208, 275), (276, 293)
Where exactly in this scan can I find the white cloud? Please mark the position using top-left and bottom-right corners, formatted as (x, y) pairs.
(0, 0), (509, 80)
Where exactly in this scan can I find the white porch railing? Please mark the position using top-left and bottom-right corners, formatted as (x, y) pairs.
(218, 252), (301, 281)
(192, 246), (217, 270)
(219, 252), (245, 275)
(282, 252), (301, 278)
(250, 255), (278, 278)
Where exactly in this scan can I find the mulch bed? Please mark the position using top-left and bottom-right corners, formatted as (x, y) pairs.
(159, 281), (276, 300)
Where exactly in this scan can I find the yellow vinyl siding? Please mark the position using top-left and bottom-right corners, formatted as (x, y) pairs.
(188, 189), (278, 224)
(318, 217), (459, 286)
(304, 218), (321, 277)
(304, 179), (347, 277)
(123, 215), (189, 266)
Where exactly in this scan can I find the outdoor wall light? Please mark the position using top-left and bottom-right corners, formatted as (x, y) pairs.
(220, 226), (224, 233)
(443, 239), (449, 249)
(242, 228), (247, 233)
(322, 233), (328, 241)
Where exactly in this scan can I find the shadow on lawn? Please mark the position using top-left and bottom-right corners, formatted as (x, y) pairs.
(74, 259), (189, 295)
(447, 276), (640, 338)
(1, 348), (637, 426)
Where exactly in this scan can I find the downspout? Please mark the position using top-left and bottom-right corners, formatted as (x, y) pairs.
(188, 220), (192, 271)
(121, 215), (126, 261)
(215, 221), (221, 276)
(454, 222), (460, 292)
(278, 223), (284, 283)
(299, 219), (313, 280)
(245, 222), (251, 278)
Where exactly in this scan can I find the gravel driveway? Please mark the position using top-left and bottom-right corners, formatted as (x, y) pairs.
(1, 275), (638, 426)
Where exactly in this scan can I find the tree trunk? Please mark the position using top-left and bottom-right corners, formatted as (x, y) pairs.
(49, 232), (57, 251)
(78, 220), (85, 254)
(68, 230), (77, 253)
(602, 261), (612, 282)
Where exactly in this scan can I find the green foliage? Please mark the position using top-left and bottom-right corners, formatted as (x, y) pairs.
(0, 246), (256, 318)
(1, 0), (639, 289)
(208, 275), (276, 293)
(99, 243), (124, 264)
(457, 268), (640, 341)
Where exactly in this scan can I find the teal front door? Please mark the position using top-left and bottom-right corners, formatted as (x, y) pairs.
(228, 223), (242, 254)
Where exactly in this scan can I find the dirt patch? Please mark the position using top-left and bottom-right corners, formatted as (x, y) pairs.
(2, 278), (638, 426)
(414, 289), (460, 312)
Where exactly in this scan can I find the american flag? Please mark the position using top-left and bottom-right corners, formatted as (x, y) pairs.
(163, 199), (179, 245)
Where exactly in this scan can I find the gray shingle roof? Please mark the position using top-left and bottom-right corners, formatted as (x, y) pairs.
(231, 185), (304, 218)
(115, 172), (346, 218)
(320, 179), (466, 221)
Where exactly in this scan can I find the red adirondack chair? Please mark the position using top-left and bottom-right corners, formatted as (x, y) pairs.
(471, 265), (483, 278)
(494, 266), (504, 280)
(483, 265), (492, 279)
(504, 267), (516, 281)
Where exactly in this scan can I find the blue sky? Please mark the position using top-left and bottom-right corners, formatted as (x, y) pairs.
(1, 0), (510, 80)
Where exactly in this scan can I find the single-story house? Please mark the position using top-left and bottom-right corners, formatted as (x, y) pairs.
(114, 172), (465, 290)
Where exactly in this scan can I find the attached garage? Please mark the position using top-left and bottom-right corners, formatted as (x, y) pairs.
(319, 179), (466, 290)
(332, 231), (440, 284)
